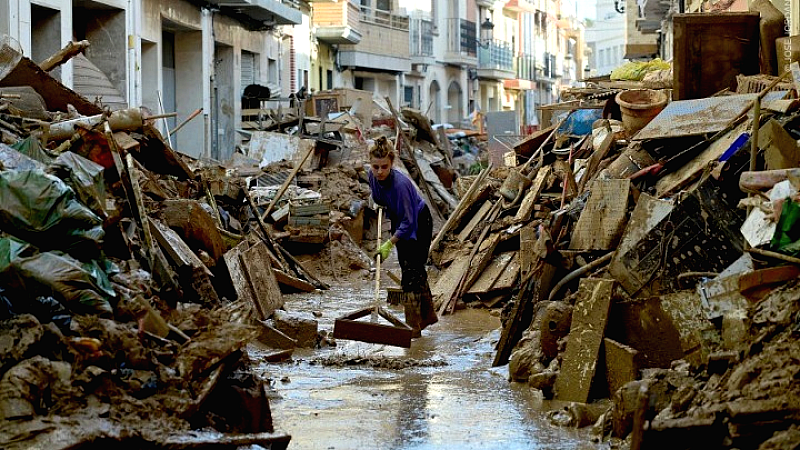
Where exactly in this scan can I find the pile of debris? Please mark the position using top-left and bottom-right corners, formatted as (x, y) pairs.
(238, 90), (466, 276)
(0, 42), (314, 448)
(0, 34), (471, 447)
(429, 54), (800, 447)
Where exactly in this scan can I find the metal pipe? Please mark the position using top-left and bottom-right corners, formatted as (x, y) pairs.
(547, 251), (614, 302)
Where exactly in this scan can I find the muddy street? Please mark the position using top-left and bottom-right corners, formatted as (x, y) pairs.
(254, 285), (602, 450)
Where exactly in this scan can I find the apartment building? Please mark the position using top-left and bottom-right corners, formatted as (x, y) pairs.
(399, 0), (584, 130)
(0, 0), (301, 161)
(1, 0), (591, 155)
(585, 0), (626, 76)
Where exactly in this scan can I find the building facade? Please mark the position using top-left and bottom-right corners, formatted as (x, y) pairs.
(585, 0), (626, 76)
(0, 0), (301, 162)
(1, 0), (590, 158)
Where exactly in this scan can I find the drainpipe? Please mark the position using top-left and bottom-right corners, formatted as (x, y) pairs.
(126, 0), (141, 107)
(202, 8), (213, 159)
(289, 34), (296, 93)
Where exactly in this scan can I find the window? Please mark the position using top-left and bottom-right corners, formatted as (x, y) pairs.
(404, 86), (414, 107)
(326, 70), (333, 90)
(241, 50), (258, 95)
(268, 58), (278, 83)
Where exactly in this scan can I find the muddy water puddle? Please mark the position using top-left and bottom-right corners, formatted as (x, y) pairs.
(253, 285), (603, 450)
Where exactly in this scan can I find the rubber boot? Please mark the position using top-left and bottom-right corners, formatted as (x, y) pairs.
(419, 292), (438, 330)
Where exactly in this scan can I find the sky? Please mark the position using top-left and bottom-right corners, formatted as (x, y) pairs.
(573, 0), (599, 20)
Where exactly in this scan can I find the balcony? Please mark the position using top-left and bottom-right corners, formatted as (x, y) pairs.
(312, 1), (362, 44)
(410, 18), (434, 67)
(338, 5), (411, 73)
(477, 40), (515, 80)
(359, 4), (409, 30)
(504, 0), (536, 13)
(504, 53), (537, 90)
(205, 0), (301, 25)
(443, 18), (478, 67)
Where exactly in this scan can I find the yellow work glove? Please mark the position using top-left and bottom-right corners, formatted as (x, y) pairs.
(377, 240), (394, 261)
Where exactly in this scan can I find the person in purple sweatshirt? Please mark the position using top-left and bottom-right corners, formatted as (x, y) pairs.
(368, 136), (438, 337)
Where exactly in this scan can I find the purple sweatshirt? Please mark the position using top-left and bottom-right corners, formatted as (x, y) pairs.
(369, 168), (426, 241)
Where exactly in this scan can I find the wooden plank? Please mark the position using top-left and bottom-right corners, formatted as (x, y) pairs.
(432, 251), (471, 311)
(520, 223), (537, 280)
(604, 338), (642, 396)
(150, 218), (220, 307)
(493, 261), (557, 366)
(515, 166), (551, 222)
(578, 129), (614, 192)
(333, 318), (413, 348)
(273, 268), (316, 293)
(457, 200), (492, 242)
(112, 131), (140, 152)
(161, 431), (291, 449)
(655, 121), (750, 197)
(430, 162), (492, 253)
(492, 253), (520, 291)
(224, 242), (255, 308)
(494, 213), (566, 367)
(289, 202), (330, 216)
(150, 219), (213, 277)
(243, 242), (284, 320)
(125, 152), (155, 257)
(467, 252), (516, 294)
(460, 233), (502, 295)
(569, 179), (631, 250)
(554, 278), (615, 403)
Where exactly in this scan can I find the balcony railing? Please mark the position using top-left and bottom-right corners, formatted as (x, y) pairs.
(410, 18), (434, 57)
(359, 4), (409, 31)
(515, 53), (537, 80)
(445, 18), (477, 57)
(478, 40), (514, 72)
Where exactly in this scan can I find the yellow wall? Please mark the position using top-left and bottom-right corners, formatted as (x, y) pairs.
(311, 43), (336, 92)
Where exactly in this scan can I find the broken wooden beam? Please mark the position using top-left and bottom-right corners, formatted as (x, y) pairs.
(38, 40), (90, 72)
(430, 163), (492, 253)
(273, 268), (316, 293)
(241, 242), (285, 320)
(150, 219), (220, 307)
(515, 166), (551, 222)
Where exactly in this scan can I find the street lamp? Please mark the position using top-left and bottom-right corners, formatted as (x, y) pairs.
(477, 17), (494, 48)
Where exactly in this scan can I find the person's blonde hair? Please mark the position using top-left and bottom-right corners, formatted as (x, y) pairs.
(370, 136), (395, 162)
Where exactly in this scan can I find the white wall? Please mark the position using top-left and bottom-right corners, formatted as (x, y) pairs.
(1, 0), (74, 87)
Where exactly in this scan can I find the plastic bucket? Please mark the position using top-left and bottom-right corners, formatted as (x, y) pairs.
(615, 89), (668, 134)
